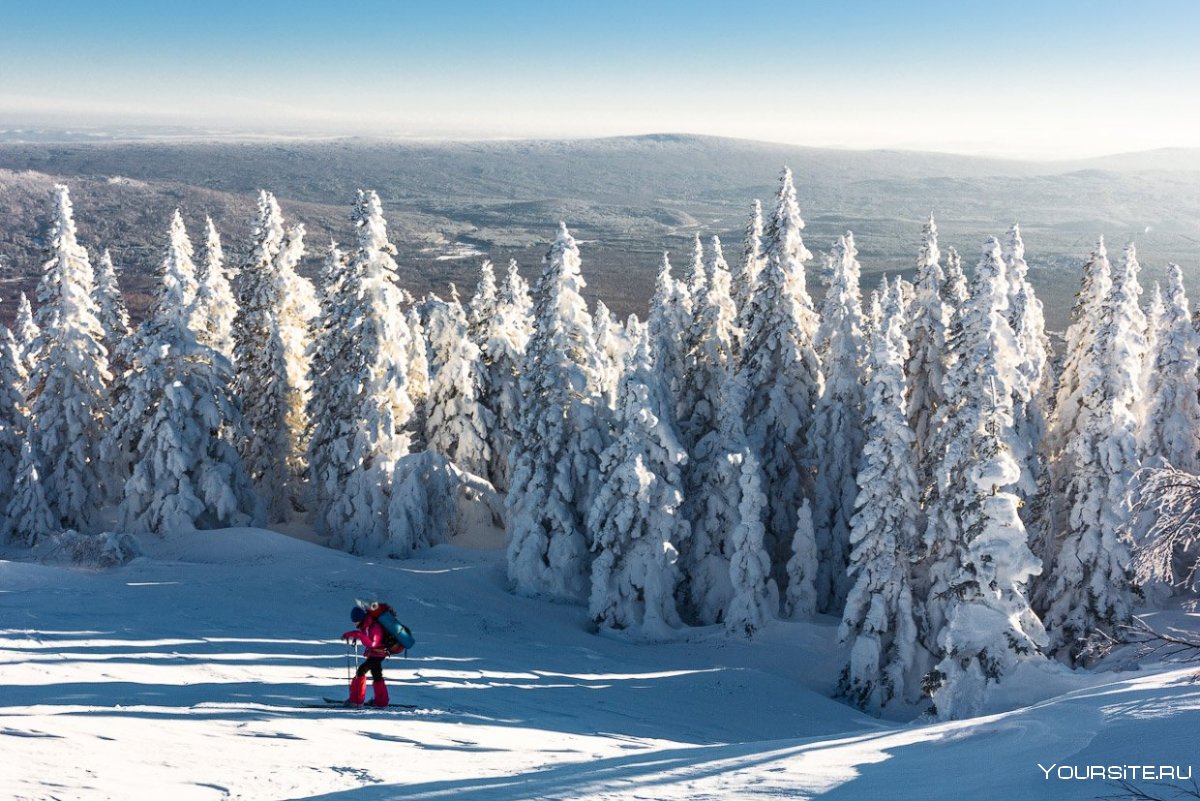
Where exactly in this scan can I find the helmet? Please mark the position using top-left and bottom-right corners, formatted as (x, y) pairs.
(350, 606), (367, 624)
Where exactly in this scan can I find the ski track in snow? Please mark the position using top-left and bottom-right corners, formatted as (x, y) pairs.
(2, 526), (1200, 800)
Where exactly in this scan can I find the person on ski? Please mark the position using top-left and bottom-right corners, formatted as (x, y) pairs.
(342, 607), (390, 707)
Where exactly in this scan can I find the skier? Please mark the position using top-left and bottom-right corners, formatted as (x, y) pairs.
(341, 606), (391, 707)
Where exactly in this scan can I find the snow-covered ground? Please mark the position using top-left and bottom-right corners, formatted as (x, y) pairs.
(3, 527), (1199, 800)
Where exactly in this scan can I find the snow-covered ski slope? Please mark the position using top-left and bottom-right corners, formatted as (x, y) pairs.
(3, 527), (1198, 800)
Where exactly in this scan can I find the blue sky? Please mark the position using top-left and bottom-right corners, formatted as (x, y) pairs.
(1, 0), (1198, 157)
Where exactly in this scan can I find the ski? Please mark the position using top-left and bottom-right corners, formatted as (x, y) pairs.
(302, 698), (419, 710)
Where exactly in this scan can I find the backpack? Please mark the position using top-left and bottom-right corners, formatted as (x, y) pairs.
(359, 600), (416, 655)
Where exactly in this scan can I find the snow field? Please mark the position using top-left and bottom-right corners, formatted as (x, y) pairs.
(3, 526), (1200, 800)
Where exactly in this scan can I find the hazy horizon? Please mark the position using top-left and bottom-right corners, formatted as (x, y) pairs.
(2, 1), (1198, 161)
(3, 122), (1200, 165)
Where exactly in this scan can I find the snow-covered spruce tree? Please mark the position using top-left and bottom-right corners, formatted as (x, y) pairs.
(738, 167), (822, 589)
(14, 292), (40, 375)
(26, 184), (111, 531)
(783, 498), (818, 621)
(1139, 265), (1200, 472)
(425, 292), (494, 479)
(310, 192), (416, 551)
(403, 305), (432, 449)
(506, 223), (608, 602)
(647, 251), (692, 426)
(112, 211), (260, 534)
(466, 259), (499, 347)
(278, 220), (318, 468)
(1044, 240), (1114, 487)
(1039, 242), (1143, 661)
(93, 249), (131, 376)
(685, 233), (707, 304)
(1030, 242), (1114, 602)
(592, 300), (626, 409)
(678, 236), (738, 453)
(924, 244), (1047, 719)
(306, 241), (351, 517)
(810, 233), (867, 615)
(930, 399), (1047, 720)
(838, 279), (920, 712)
(940, 246), (969, 309)
(3, 441), (56, 546)
(192, 217), (238, 362)
(726, 381), (777, 635)
(904, 215), (948, 474)
(588, 330), (688, 638)
(503, 258), (533, 321)
(731, 199), (765, 353)
(677, 236), (742, 620)
(0, 327), (29, 512)
(686, 370), (760, 626)
(1141, 282), (1165, 436)
(1003, 224), (1051, 503)
(232, 192), (313, 521)
(920, 241), (1023, 659)
(477, 259), (534, 491)
(104, 209), (197, 482)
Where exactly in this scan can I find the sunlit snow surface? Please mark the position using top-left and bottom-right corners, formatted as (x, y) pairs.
(2, 526), (1199, 800)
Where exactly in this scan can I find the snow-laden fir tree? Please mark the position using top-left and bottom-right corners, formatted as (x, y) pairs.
(0, 326), (29, 512)
(13, 292), (40, 376)
(588, 329), (688, 638)
(306, 241), (351, 516)
(503, 258), (533, 320)
(1039, 241), (1143, 661)
(902, 241), (1041, 714)
(731, 199), (765, 352)
(278, 220), (318, 469)
(1045, 240), (1114, 480)
(403, 306), (432, 448)
(676, 237), (741, 618)
(685, 233), (707, 304)
(592, 300), (626, 409)
(1141, 282), (1165, 419)
(192, 218), (238, 362)
(783, 498), (818, 620)
(476, 259), (534, 491)
(685, 369), (748, 625)
(26, 184), (111, 531)
(3, 441), (56, 546)
(810, 233), (867, 615)
(425, 292), (494, 479)
(1003, 225), (1051, 502)
(738, 167), (823, 588)
(111, 211), (260, 534)
(838, 278), (920, 712)
(1139, 265), (1200, 472)
(726, 471), (775, 637)
(310, 192), (416, 550)
(920, 241), (1023, 658)
(940, 246), (969, 308)
(677, 236), (738, 453)
(647, 251), (692, 425)
(506, 223), (608, 602)
(232, 192), (314, 521)
(93, 249), (131, 376)
(931, 406), (1047, 720)
(904, 215), (949, 471)
(466, 259), (499, 346)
